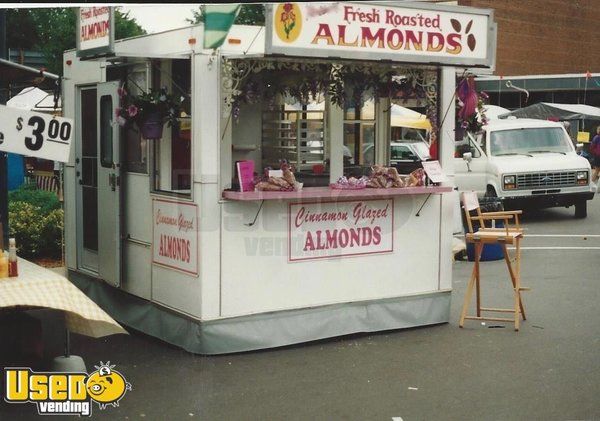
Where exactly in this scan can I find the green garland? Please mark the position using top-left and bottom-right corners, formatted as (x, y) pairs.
(227, 59), (429, 109)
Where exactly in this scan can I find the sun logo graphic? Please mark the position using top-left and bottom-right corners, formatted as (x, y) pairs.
(275, 3), (303, 43)
(86, 361), (131, 409)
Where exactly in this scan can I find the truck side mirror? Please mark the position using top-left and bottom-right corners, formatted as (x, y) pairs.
(462, 152), (473, 172)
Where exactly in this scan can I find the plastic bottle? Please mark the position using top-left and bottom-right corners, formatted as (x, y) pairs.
(0, 251), (8, 279)
(8, 238), (18, 277)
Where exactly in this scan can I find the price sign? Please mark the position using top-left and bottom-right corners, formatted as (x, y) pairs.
(422, 160), (447, 183)
(0, 104), (74, 163)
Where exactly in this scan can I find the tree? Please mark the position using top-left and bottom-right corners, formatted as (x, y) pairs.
(188, 4), (265, 26)
(6, 7), (146, 75)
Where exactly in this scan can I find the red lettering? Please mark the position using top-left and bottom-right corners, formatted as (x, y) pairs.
(405, 30), (423, 50)
(373, 226), (382, 245)
(295, 207), (305, 228)
(311, 24), (335, 45)
(316, 230), (326, 250)
(362, 227), (373, 246)
(303, 232), (315, 251)
(446, 33), (462, 54)
(387, 29), (403, 50)
(350, 228), (361, 247)
(326, 230), (338, 249)
(339, 230), (349, 248)
(361, 27), (385, 49)
(338, 25), (359, 47)
(426, 32), (444, 52)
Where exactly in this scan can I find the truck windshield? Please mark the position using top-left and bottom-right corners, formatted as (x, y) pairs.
(490, 127), (573, 156)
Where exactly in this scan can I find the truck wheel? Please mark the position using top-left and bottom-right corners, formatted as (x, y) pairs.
(575, 200), (587, 218)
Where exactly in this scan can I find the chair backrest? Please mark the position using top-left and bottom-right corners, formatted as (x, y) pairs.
(461, 191), (484, 234)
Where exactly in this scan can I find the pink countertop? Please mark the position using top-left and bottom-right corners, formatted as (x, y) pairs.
(222, 186), (452, 202)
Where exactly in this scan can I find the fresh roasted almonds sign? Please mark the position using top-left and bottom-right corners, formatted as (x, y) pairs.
(0, 105), (73, 163)
(266, 2), (495, 68)
(288, 199), (394, 262)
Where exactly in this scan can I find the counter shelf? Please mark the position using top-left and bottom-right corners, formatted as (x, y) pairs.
(222, 186), (453, 202)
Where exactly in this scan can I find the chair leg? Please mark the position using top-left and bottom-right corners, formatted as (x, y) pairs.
(501, 243), (521, 331)
(516, 238), (526, 320)
(503, 240), (526, 321)
(459, 266), (477, 328)
(475, 242), (482, 317)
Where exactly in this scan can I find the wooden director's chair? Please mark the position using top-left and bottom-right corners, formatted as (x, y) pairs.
(459, 192), (529, 331)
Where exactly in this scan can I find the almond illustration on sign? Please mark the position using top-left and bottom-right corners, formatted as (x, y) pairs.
(451, 18), (476, 51)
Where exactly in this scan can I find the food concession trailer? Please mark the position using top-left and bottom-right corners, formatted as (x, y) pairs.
(63, 2), (496, 354)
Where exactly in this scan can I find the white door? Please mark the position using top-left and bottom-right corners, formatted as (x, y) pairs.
(454, 134), (488, 195)
(96, 82), (122, 287)
(75, 87), (99, 273)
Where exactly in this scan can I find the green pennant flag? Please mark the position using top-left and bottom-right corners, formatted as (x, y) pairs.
(203, 4), (241, 49)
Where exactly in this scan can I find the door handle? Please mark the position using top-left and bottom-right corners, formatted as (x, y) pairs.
(108, 173), (116, 191)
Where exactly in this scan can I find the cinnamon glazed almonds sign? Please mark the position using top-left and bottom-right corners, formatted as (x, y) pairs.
(288, 199), (393, 262)
(267, 2), (495, 68)
(152, 199), (199, 276)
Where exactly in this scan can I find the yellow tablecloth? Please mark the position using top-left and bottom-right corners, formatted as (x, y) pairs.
(0, 259), (127, 338)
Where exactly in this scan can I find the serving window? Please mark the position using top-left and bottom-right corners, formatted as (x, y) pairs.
(344, 96), (376, 169)
(224, 58), (439, 189)
(151, 59), (192, 196)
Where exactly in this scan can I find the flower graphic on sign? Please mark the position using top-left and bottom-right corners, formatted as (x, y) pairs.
(275, 3), (302, 43)
(281, 3), (296, 39)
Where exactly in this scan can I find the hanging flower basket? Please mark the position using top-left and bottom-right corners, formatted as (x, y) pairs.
(116, 86), (184, 140)
(140, 112), (164, 140)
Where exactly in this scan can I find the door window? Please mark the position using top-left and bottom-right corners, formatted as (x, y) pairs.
(100, 95), (113, 168)
(80, 88), (99, 251)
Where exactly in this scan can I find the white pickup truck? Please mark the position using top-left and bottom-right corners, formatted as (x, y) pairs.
(454, 118), (596, 218)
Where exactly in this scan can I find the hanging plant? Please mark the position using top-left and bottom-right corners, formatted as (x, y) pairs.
(226, 59), (432, 115)
(117, 86), (184, 139)
(456, 75), (488, 134)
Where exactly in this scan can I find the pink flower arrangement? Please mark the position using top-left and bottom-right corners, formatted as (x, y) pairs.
(116, 86), (183, 129)
(127, 105), (138, 118)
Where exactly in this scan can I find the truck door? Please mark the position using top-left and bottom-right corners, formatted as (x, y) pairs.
(96, 81), (122, 287)
(454, 133), (488, 195)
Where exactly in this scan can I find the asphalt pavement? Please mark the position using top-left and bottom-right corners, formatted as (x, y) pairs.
(2, 197), (600, 420)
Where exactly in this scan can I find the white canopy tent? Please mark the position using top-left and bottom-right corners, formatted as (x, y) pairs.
(6, 87), (61, 112)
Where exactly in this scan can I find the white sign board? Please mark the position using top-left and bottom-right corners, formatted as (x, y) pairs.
(266, 2), (496, 68)
(422, 160), (447, 183)
(0, 104), (73, 163)
(77, 6), (114, 57)
(152, 199), (199, 276)
(289, 199), (393, 262)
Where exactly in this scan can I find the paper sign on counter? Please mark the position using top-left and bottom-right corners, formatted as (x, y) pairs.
(422, 160), (447, 183)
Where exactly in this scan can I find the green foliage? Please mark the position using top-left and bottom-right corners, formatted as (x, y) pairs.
(188, 4), (265, 26)
(6, 7), (146, 75)
(8, 201), (63, 259)
(235, 4), (265, 26)
(8, 184), (61, 215)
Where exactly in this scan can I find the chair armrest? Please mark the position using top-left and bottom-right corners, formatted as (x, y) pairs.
(470, 215), (514, 221)
(481, 210), (522, 216)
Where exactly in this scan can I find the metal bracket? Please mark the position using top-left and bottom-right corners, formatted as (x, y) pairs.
(245, 200), (265, 227)
(415, 193), (432, 217)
